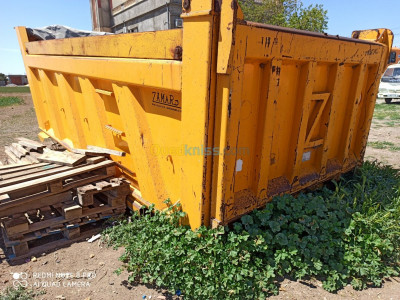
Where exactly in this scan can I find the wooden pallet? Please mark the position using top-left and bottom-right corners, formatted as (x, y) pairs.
(2, 190), (127, 237)
(2, 199), (125, 245)
(0, 160), (116, 218)
(0, 137), (133, 259)
(1, 178), (129, 259)
(2, 222), (107, 260)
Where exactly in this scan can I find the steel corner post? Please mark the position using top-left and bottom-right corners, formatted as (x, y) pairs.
(180, 0), (218, 229)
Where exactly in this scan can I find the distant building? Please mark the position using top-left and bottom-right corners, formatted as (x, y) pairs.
(7, 75), (28, 86)
(90, 0), (183, 34)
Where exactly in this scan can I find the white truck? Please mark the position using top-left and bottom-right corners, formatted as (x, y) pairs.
(378, 63), (400, 103)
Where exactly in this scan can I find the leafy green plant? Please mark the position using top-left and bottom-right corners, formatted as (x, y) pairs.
(238, 0), (328, 33)
(0, 96), (24, 107)
(104, 161), (400, 299)
(0, 286), (38, 300)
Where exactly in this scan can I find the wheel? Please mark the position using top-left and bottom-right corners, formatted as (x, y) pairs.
(385, 98), (392, 104)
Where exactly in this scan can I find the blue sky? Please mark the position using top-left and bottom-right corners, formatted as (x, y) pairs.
(302, 0), (400, 46)
(0, 0), (92, 75)
(1, 0), (399, 75)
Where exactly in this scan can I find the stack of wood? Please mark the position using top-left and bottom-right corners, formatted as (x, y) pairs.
(3, 138), (47, 164)
(1, 138), (127, 166)
(0, 139), (131, 260)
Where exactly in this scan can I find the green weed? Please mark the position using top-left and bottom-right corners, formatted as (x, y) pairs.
(0, 86), (30, 93)
(368, 141), (400, 151)
(104, 161), (400, 299)
(0, 286), (38, 300)
(0, 96), (24, 107)
(373, 104), (400, 125)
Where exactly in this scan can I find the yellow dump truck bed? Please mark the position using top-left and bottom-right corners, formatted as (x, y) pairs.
(16, 1), (392, 228)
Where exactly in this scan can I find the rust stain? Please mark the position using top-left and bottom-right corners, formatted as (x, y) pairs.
(326, 159), (342, 174)
(173, 46), (182, 60)
(267, 176), (291, 197)
(231, 190), (257, 213)
(166, 155), (175, 174)
(231, 0), (238, 10)
(270, 153), (275, 165)
(299, 172), (319, 186)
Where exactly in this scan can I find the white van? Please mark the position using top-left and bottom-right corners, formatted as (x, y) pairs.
(378, 63), (400, 103)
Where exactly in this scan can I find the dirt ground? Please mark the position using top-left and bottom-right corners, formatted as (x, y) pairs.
(0, 236), (168, 300)
(364, 99), (400, 168)
(0, 93), (39, 164)
(0, 93), (400, 300)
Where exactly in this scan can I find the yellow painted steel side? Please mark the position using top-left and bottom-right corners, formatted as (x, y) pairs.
(15, 0), (392, 229)
(16, 26), (185, 213)
(211, 19), (392, 224)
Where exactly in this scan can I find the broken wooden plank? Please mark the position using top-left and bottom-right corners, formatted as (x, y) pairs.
(0, 194), (10, 203)
(86, 145), (126, 157)
(127, 197), (143, 211)
(17, 137), (46, 151)
(12, 241), (30, 256)
(77, 184), (97, 206)
(3, 217), (29, 236)
(8, 145), (25, 159)
(38, 150), (86, 167)
(63, 227), (81, 239)
(77, 193), (94, 206)
(0, 162), (50, 176)
(0, 164), (62, 181)
(82, 203), (113, 216)
(72, 148), (109, 157)
(7, 158), (16, 165)
(25, 155), (39, 163)
(75, 178), (129, 206)
(131, 188), (152, 207)
(28, 151), (41, 158)
(95, 181), (112, 190)
(0, 165), (73, 188)
(42, 138), (66, 151)
(0, 191), (72, 217)
(10, 143), (29, 159)
(104, 192), (126, 207)
(4, 147), (19, 163)
(11, 143), (30, 156)
(0, 162), (32, 171)
(62, 202), (83, 219)
(86, 156), (106, 164)
(20, 157), (32, 164)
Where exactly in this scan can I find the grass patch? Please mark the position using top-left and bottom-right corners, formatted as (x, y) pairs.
(0, 96), (24, 107)
(368, 141), (400, 151)
(104, 162), (400, 299)
(0, 286), (40, 300)
(0, 86), (30, 93)
(373, 104), (400, 125)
